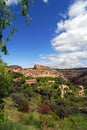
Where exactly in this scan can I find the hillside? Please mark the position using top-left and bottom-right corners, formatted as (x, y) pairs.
(8, 65), (87, 85)
(59, 68), (87, 85)
(0, 64), (87, 130)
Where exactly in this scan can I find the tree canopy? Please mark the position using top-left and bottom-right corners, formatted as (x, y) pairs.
(0, 0), (33, 54)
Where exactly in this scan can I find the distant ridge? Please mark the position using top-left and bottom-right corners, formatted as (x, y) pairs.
(59, 68), (87, 85)
(57, 68), (87, 70)
(8, 64), (87, 85)
(8, 64), (61, 78)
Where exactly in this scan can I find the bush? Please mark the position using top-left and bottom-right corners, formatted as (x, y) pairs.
(56, 100), (68, 107)
(50, 103), (58, 113)
(11, 93), (30, 112)
(20, 77), (26, 84)
(55, 77), (66, 85)
(57, 106), (70, 118)
(50, 101), (73, 119)
(12, 81), (23, 87)
(11, 93), (26, 105)
(18, 100), (30, 112)
(38, 103), (51, 114)
(39, 89), (52, 99)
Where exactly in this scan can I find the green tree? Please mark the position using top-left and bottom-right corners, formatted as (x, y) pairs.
(0, 0), (33, 122)
(0, 0), (33, 54)
(0, 58), (12, 99)
(0, 58), (12, 122)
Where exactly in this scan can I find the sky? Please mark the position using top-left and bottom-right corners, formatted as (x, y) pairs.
(2, 0), (87, 68)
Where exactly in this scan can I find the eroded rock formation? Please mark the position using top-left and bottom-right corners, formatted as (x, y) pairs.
(79, 85), (85, 97)
(59, 84), (70, 98)
(8, 64), (61, 78)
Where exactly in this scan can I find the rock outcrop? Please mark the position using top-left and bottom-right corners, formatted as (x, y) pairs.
(8, 65), (87, 85)
(8, 64), (61, 78)
(79, 85), (85, 97)
(8, 65), (23, 73)
(59, 84), (70, 98)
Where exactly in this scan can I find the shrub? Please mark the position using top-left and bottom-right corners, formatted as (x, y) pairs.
(18, 100), (30, 112)
(50, 103), (58, 113)
(12, 81), (23, 87)
(57, 107), (68, 118)
(55, 77), (66, 85)
(23, 88), (34, 98)
(11, 93), (26, 105)
(50, 101), (72, 119)
(39, 89), (52, 99)
(38, 103), (51, 114)
(11, 93), (30, 112)
(20, 77), (26, 84)
(56, 100), (68, 107)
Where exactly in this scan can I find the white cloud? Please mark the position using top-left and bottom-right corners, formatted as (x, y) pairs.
(5, 0), (20, 5)
(40, 0), (87, 68)
(39, 51), (87, 68)
(43, 0), (48, 3)
(5, 0), (48, 5)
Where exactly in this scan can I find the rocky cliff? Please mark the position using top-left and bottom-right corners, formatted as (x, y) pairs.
(8, 65), (87, 85)
(8, 64), (61, 78)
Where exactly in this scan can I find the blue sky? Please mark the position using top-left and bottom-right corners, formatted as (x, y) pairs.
(2, 0), (87, 68)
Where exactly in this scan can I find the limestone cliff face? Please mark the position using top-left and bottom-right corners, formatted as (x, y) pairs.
(8, 64), (61, 78)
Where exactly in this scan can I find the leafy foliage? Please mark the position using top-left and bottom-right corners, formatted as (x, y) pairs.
(0, 110), (7, 123)
(0, 0), (33, 54)
(0, 58), (12, 99)
(0, 58), (12, 122)
(38, 103), (51, 114)
(18, 100), (30, 112)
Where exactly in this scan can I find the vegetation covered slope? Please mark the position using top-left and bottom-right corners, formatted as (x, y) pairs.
(0, 64), (87, 130)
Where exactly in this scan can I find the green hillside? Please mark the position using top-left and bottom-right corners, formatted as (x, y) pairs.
(0, 70), (87, 130)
